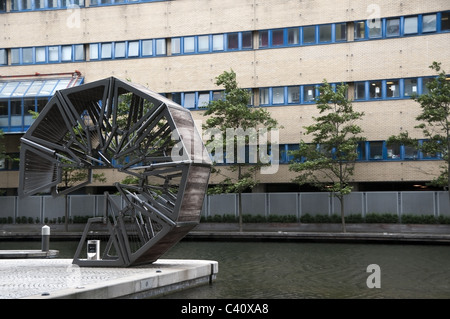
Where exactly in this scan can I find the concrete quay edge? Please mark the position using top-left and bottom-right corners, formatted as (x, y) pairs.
(0, 258), (218, 299)
(1, 223), (450, 244)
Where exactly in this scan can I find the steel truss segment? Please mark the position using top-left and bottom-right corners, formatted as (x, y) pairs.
(20, 76), (211, 267)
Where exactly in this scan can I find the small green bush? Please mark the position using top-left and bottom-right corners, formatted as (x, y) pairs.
(365, 213), (399, 223)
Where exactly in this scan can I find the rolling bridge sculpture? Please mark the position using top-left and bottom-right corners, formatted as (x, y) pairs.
(18, 77), (212, 267)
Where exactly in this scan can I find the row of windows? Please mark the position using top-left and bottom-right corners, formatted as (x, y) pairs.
(279, 140), (442, 164)
(164, 76), (441, 110)
(0, 139), (442, 171)
(1, 11), (449, 66)
(0, 0), (164, 12)
(0, 75), (444, 132)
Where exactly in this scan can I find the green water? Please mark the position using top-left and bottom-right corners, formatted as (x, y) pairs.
(1, 240), (449, 298)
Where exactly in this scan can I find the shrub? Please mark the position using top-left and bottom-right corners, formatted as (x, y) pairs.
(365, 213), (399, 223)
(401, 214), (438, 224)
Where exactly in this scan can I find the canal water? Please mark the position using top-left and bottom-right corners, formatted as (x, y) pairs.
(1, 240), (449, 299)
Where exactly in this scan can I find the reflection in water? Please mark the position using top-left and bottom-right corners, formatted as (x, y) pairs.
(1, 240), (449, 298)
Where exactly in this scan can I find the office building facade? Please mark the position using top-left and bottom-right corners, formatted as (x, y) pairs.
(0, 0), (449, 194)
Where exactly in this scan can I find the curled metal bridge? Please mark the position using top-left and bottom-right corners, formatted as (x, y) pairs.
(19, 77), (211, 267)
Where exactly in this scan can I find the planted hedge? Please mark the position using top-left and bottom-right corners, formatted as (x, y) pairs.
(200, 213), (450, 224)
(1, 213), (450, 225)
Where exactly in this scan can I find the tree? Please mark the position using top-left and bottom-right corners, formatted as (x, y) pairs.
(289, 80), (365, 233)
(202, 70), (280, 232)
(387, 61), (450, 206)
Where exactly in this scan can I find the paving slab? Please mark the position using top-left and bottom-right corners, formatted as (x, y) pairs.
(0, 258), (218, 299)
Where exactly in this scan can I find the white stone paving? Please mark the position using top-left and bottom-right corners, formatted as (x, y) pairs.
(0, 258), (214, 299)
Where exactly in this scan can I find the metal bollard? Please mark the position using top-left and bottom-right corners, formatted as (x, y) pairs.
(41, 225), (50, 252)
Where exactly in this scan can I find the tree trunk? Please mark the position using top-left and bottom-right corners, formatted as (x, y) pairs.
(238, 165), (243, 232)
(340, 197), (346, 233)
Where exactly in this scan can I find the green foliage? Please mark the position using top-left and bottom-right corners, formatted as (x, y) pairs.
(365, 213), (399, 223)
(289, 80), (365, 232)
(387, 62), (450, 191)
(203, 69), (281, 195)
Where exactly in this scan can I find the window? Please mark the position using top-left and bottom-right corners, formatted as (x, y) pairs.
(171, 38), (181, 54)
(357, 142), (367, 160)
(441, 12), (450, 31)
(259, 30), (268, 47)
(272, 29), (284, 46)
(303, 26), (315, 44)
(386, 18), (400, 37)
(387, 143), (400, 159)
(89, 44), (99, 60)
(171, 92), (182, 105)
(183, 37), (195, 53)
(114, 42), (126, 58)
(184, 93), (195, 109)
(404, 78), (418, 97)
(368, 19), (382, 38)
(35, 0), (44, 9)
(242, 32), (252, 49)
(37, 98), (47, 112)
(155, 39), (166, 55)
(404, 145), (419, 160)
(198, 35), (209, 52)
(0, 100), (7, 123)
(47, 0), (57, 7)
(288, 86), (300, 103)
(0, 0), (6, 12)
(198, 92), (210, 108)
(48, 46), (59, 62)
(422, 14), (437, 32)
(22, 48), (33, 63)
(369, 81), (382, 99)
(259, 88), (269, 105)
(0, 49), (7, 65)
(422, 77), (434, 94)
(212, 34), (224, 51)
(128, 41), (139, 57)
(335, 23), (347, 41)
(303, 85), (316, 102)
(272, 87), (284, 104)
(288, 28), (299, 45)
(24, 98), (35, 117)
(354, 21), (366, 39)
(319, 25), (332, 42)
(74, 44), (84, 61)
(34, 47), (46, 63)
(212, 91), (224, 101)
(404, 16), (418, 34)
(61, 45), (72, 61)
(11, 48), (20, 64)
(369, 141), (383, 160)
(227, 33), (239, 50)
(142, 40), (153, 56)
(386, 80), (399, 98)
(354, 82), (366, 100)
(101, 43), (112, 59)
(21, 0), (31, 10)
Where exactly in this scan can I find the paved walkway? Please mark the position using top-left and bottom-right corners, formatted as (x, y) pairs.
(0, 258), (218, 299)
